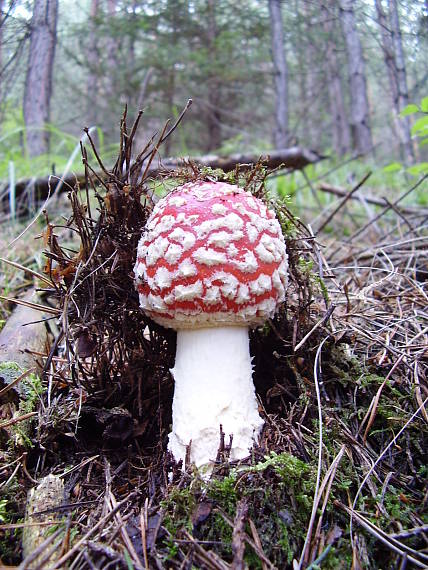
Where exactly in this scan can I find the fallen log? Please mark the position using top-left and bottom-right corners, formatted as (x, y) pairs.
(0, 147), (325, 212)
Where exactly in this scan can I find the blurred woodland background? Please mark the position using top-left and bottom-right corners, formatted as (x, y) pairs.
(0, 0), (427, 180)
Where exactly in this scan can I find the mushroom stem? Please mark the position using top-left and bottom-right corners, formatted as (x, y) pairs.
(168, 326), (264, 470)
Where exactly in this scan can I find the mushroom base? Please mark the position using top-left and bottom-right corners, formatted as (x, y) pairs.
(168, 326), (264, 470)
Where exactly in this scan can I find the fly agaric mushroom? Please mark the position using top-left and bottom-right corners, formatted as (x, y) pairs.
(134, 180), (287, 470)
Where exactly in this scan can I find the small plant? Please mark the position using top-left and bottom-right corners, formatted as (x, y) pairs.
(0, 364), (44, 448)
(384, 96), (428, 178)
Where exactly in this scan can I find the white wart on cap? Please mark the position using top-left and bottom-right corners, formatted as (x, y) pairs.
(134, 180), (288, 470)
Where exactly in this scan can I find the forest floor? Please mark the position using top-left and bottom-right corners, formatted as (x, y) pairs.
(0, 121), (427, 569)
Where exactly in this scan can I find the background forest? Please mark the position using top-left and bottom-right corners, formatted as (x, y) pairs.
(0, 0), (427, 179)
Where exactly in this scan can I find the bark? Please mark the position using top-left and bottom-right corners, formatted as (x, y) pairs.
(86, 0), (100, 128)
(23, 0), (58, 157)
(375, 0), (398, 105)
(0, 0), (3, 107)
(106, 0), (118, 93)
(338, 0), (373, 154)
(268, 0), (289, 148)
(205, 0), (222, 152)
(303, 2), (319, 145)
(164, 0), (179, 155)
(388, 0), (414, 163)
(124, 0), (140, 111)
(22, 475), (65, 568)
(2, 147), (325, 209)
(322, 1), (351, 155)
(294, 0), (308, 144)
(103, 0), (119, 140)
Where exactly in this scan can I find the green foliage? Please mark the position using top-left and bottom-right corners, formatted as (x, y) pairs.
(0, 494), (22, 562)
(0, 106), (110, 182)
(420, 97), (428, 113)
(382, 162), (402, 173)
(271, 173), (298, 200)
(161, 485), (197, 536)
(0, 499), (8, 523)
(400, 103), (419, 116)
(411, 115), (428, 137)
(385, 96), (428, 177)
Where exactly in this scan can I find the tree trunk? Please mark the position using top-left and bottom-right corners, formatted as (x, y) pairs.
(303, 2), (320, 146)
(86, 0), (99, 128)
(23, 0), (58, 157)
(294, 0), (308, 145)
(164, 0), (179, 155)
(106, 0), (118, 90)
(322, 1), (351, 155)
(205, 0), (222, 152)
(0, 0), (3, 109)
(268, 0), (289, 149)
(338, 0), (372, 155)
(375, 0), (398, 105)
(388, 0), (414, 163)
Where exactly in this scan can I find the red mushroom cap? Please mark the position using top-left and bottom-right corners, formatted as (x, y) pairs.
(134, 181), (288, 329)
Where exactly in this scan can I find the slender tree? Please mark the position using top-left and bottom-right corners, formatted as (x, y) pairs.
(303, 1), (320, 145)
(375, 0), (398, 105)
(294, 0), (309, 144)
(388, 0), (414, 162)
(322, 0), (351, 155)
(0, 0), (4, 107)
(163, 0), (180, 155)
(86, 0), (99, 128)
(205, 0), (222, 151)
(23, 0), (58, 157)
(268, 0), (289, 148)
(106, 0), (118, 96)
(338, 0), (373, 154)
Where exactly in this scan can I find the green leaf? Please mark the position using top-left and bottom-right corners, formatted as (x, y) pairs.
(411, 115), (428, 136)
(407, 162), (428, 176)
(383, 162), (402, 173)
(400, 103), (419, 117)
(420, 97), (428, 113)
(419, 137), (428, 147)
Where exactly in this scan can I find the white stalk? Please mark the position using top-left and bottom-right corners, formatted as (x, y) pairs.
(168, 326), (264, 470)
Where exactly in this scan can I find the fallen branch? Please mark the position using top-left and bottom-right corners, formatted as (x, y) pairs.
(318, 182), (426, 215)
(0, 147), (324, 211)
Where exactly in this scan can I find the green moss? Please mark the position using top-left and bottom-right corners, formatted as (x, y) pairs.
(0, 497), (23, 563)
(161, 486), (197, 536)
(298, 257), (314, 273)
(315, 275), (330, 304)
(2, 367), (44, 449)
(208, 471), (238, 513)
(0, 361), (23, 384)
(277, 520), (294, 564)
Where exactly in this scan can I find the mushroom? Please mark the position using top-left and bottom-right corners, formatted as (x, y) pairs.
(134, 181), (288, 470)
